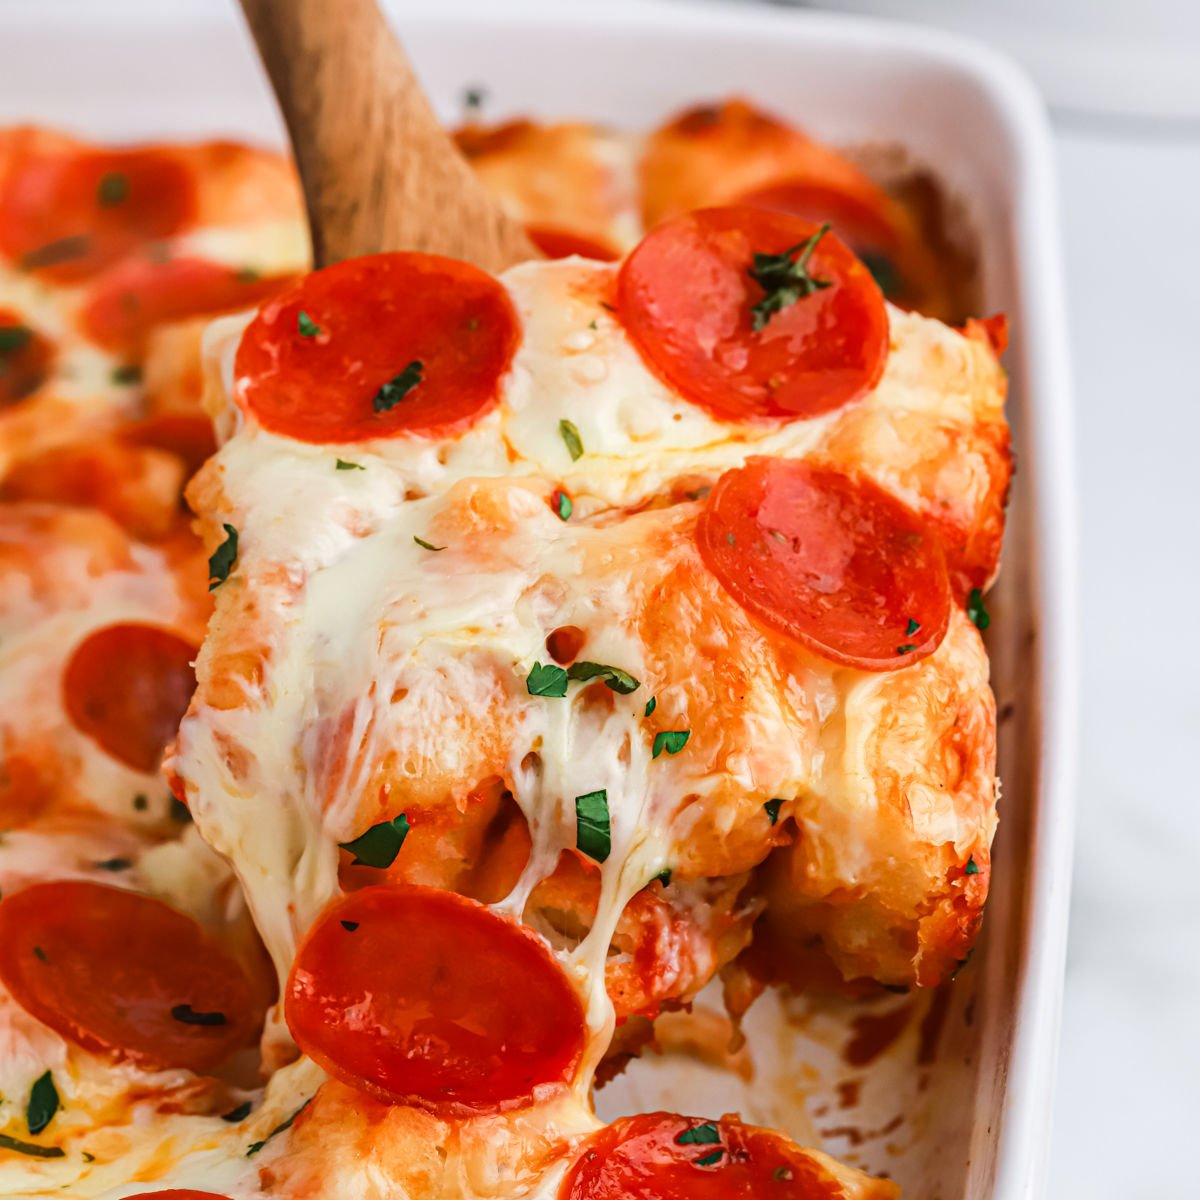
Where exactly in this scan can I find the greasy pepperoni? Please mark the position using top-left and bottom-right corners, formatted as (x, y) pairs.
(0, 307), (53, 407)
(618, 206), (887, 423)
(0, 148), (194, 283)
(561, 1112), (852, 1200)
(527, 225), (619, 262)
(235, 252), (520, 444)
(0, 881), (260, 1072)
(63, 623), (197, 773)
(121, 413), (219, 479)
(81, 256), (294, 353)
(285, 884), (586, 1113)
(697, 458), (950, 670)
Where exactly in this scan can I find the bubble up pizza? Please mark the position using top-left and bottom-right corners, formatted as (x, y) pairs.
(0, 99), (1009, 1199)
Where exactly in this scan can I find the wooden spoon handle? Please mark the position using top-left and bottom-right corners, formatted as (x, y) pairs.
(238, 0), (536, 272)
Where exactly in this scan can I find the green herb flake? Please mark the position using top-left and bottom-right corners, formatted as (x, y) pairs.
(643, 696), (657, 718)
(654, 867), (672, 888)
(575, 789), (611, 863)
(652, 729), (690, 759)
(93, 857), (132, 872)
(82, 1151), (95, 1162)
(526, 661), (569, 698)
(171, 1004), (227, 1027)
(235, 266), (261, 283)
(26, 1071), (59, 1136)
(222, 1101), (253, 1123)
(764, 798), (784, 826)
(0, 325), (33, 355)
(111, 364), (141, 385)
(297, 310), (321, 338)
(896, 643), (917, 655)
(906, 617), (921, 636)
(20, 234), (92, 272)
(965, 855), (981, 876)
(559, 418), (584, 461)
(33, 946), (47, 962)
(695, 1150), (724, 1167)
(748, 223), (833, 332)
(335, 459), (364, 471)
(97, 171), (129, 208)
(966, 587), (991, 632)
(246, 1099), (311, 1157)
(412, 536), (446, 552)
(566, 661), (640, 695)
(0, 1133), (65, 1159)
(372, 361), (423, 413)
(340, 920), (359, 932)
(338, 813), (411, 869)
(132, 793), (149, 812)
(463, 85), (487, 112)
(207, 523), (238, 592)
(552, 489), (573, 521)
(676, 1121), (720, 1145)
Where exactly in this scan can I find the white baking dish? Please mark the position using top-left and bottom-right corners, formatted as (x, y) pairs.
(0, 2), (1078, 1197)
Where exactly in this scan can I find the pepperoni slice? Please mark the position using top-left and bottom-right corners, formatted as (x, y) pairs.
(527, 225), (619, 262)
(235, 252), (520, 444)
(81, 256), (294, 353)
(0, 148), (194, 283)
(121, 413), (219, 479)
(0, 307), (54, 407)
(63, 623), (197, 773)
(618, 206), (887, 423)
(697, 458), (950, 670)
(285, 884), (586, 1113)
(561, 1112), (854, 1200)
(0, 881), (260, 1072)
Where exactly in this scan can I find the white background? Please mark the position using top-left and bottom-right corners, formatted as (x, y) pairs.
(3, 0), (1199, 1193)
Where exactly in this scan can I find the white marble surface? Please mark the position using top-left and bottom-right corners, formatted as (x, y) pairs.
(1047, 126), (1200, 1195)
(2, 0), (1198, 1191)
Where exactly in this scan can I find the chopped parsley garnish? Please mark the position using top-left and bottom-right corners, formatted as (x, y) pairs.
(654, 867), (672, 887)
(340, 920), (360, 932)
(20, 234), (92, 271)
(695, 1150), (724, 1167)
(748, 223), (832, 331)
(111, 364), (141, 385)
(207, 523), (238, 591)
(652, 729), (690, 759)
(575, 789), (611, 863)
(896, 644), (917, 655)
(372, 361), (423, 413)
(297, 310), (321, 338)
(413, 536), (446, 552)
(906, 617), (921, 635)
(26, 1071), (59, 1135)
(463, 85), (487, 112)
(965, 855), (981, 876)
(0, 1133), (65, 1159)
(338, 814), (410, 869)
(0, 325), (33, 354)
(676, 1121), (720, 1145)
(764, 798), (783, 825)
(966, 587), (991, 631)
(222, 1101), (253, 1123)
(552, 489), (573, 521)
(566, 661), (640, 695)
(643, 696), (657, 718)
(526, 661), (569, 698)
(235, 266), (261, 283)
(33, 946), (47, 962)
(132, 793), (149, 811)
(97, 171), (129, 207)
(559, 418), (584, 461)
(335, 458), (364, 471)
(171, 1004), (227, 1027)
(246, 1099), (311, 1157)
(94, 857), (132, 872)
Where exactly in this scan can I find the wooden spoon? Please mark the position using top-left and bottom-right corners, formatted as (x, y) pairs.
(237, 0), (537, 273)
